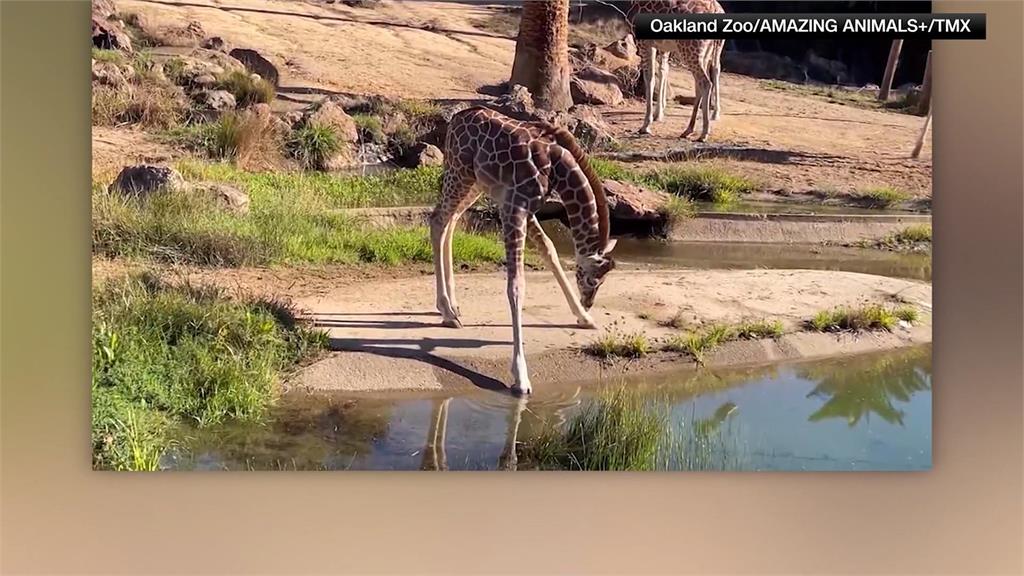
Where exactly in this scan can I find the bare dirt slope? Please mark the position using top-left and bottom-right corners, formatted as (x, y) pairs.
(289, 268), (932, 392)
(116, 0), (932, 197)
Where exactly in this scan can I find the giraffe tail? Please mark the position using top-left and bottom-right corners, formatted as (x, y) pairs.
(549, 127), (610, 252)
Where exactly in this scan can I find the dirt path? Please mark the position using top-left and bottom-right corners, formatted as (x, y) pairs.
(289, 268), (932, 393)
(118, 0), (932, 197)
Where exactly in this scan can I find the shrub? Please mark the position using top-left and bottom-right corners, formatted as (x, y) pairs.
(286, 123), (342, 171)
(217, 70), (275, 107)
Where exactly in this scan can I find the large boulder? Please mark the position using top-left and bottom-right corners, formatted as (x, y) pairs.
(299, 99), (359, 143)
(228, 48), (280, 87)
(110, 165), (187, 197)
(604, 180), (670, 224)
(539, 179), (670, 236)
(571, 66), (624, 106)
(399, 142), (444, 168)
(566, 105), (617, 151)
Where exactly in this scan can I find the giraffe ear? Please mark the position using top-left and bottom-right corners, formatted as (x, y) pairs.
(603, 239), (618, 256)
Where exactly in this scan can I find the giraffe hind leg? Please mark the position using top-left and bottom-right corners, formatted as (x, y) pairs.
(443, 188), (482, 317)
(430, 165), (475, 328)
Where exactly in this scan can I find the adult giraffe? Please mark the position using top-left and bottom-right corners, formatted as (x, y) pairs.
(629, 0), (726, 141)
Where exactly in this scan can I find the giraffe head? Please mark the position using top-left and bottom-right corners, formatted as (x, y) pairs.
(575, 239), (617, 310)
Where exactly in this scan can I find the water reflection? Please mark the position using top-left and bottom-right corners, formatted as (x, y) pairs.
(801, 347), (932, 427)
(168, 347), (932, 472)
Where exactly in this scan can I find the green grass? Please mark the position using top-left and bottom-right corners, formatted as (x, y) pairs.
(92, 47), (124, 64)
(656, 194), (695, 231)
(92, 273), (329, 470)
(92, 176), (504, 267)
(646, 166), (756, 204)
(892, 224), (932, 244)
(664, 319), (784, 362)
(856, 186), (910, 208)
(217, 70), (275, 107)
(809, 304), (906, 332)
(352, 114), (385, 143)
(177, 160), (442, 208)
(589, 159), (757, 205)
(583, 330), (651, 359)
(520, 387), (669, 471)
(518, 387), (747, 471)
(286, 123), (342, 171)
(894, 305), (919, 323)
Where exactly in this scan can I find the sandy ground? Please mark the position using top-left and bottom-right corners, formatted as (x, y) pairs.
(106, 0), (933, 197)
(284, 267), (931, 393)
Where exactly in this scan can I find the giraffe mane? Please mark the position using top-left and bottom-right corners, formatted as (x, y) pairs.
(546, 126), (611, 252)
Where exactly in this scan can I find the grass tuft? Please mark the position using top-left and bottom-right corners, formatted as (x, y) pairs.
(892, 224), (932, 244)
(664, 319), (783, 362)
(286, 123), (342, 171)
(809, 304), (904, 332)
(520, 387), (668, 471)
(589, 159), (756, 205)
(92, 274), (329, 470)
(856, 186), (910, 208)
(217, 70), (275, 107)
(583, 329), (651, 359)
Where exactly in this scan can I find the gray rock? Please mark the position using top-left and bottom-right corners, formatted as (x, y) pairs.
(228, 48), (280, 87)
(202, 36), (226, 51)
(571, 66), (624, 106)
(193, 89), (237, 112)
(190, 182), (250, 214)
(567, 105), (617, 151)
(401, 142), (444, 168)
(111, 165), (187, 197)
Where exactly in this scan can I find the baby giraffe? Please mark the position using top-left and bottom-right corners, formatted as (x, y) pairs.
(429, 106), (617, 395)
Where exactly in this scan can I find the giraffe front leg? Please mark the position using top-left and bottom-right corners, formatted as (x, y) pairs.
(526, 217), (595, 329)
(503, 211), (531, 395)
(639, 45), (657, 135)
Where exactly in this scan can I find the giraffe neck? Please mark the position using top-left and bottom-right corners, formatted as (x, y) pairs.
(557, 186), (604, 261)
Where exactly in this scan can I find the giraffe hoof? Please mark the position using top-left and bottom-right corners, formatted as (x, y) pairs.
(441, 317), (463, 329)
(577, 315), (598, 330)
(511, 383), (532, 396)
(696, 135), (709, 143)
(638, 127), (652, 135)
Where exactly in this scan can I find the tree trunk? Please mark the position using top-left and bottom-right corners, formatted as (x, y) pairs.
(917, 49), (933, 115)
(509, 0), (573, 112)
(878, 39), (904, 101)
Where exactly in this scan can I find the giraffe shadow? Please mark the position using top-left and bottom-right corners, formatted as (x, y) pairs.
(327, 337), (511, 394)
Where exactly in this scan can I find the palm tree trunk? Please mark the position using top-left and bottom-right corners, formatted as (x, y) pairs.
(509, 0), (573, 112)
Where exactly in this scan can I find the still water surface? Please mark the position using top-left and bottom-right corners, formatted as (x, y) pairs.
(165, 346), (932, 472)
